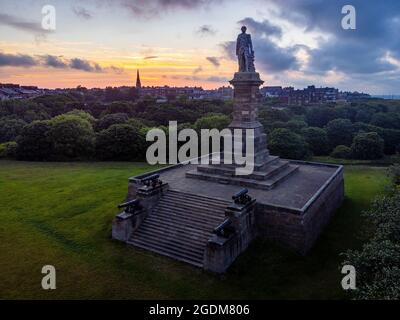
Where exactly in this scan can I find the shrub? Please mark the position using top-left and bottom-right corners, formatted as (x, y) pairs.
(194, 114), (230, 131)
(301, 127), (330, 156)
(330, 145), (352, 159)
(268, 128), (311, 160)
(95, 124), (146, 160)
(0, 141), (17, 158)
(0, 117), (27, 143)
(96, 113), (129, 131)
(48, 115), (95, 159)
(16, 121), (53, 160)
(351, 132), (384, 160)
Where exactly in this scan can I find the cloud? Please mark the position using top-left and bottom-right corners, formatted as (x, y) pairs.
(193, 66), (203, 74)
(69, 58), (103, 72)
(72, 6), (93, 20)
(238, 17), (282, 38)
(0, 53), (37, 67)
(41, 55), (68, 69)
(206, 56), (220, 67)
(113, 0), (223, 18)
(143, 56), (158, 60)
(267, 0), (400, 75)
(0, 53), (123, 73)
(196, 25), (216, 36)
(221, 18), (299, 73)
(0, 13), (45, 34)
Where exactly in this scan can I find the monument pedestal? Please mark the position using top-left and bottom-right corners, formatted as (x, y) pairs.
(186, 72), (299, 190)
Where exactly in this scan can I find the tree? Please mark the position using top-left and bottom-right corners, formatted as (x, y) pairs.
(16, 120), (53, 160)
(96, 113), (129, 131)
(268, 128), (311, 160)
(325, 118), (354, 147)
(301, 127), (330, 156)
(330, 145), (352, 159)
(0, 117), (27, 143)
(305, 106), (337, 127)
(351, 132), (384, 160)
(370, 112), (400, 129)
(194, 114), (230, 131)
(342, 192), (400, 299)
(95, 124), (146, 160)
(0, 141), (17, 158)
(48, 115), (95, 159)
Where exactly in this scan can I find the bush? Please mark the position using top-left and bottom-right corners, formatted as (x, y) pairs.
(330, 145), (352, 159)
(194, 114), (230, 131)
(301, 127), (330, 156)
(48, 115), (95, 159)
(351, 132), (384, 160)
(0, 141), (17, 158)
(96, 113), (129, 131)
(95, 124), (146, 160)
(0, 117), (27, 143)
(16, 121), (53, 160)
(305, 107), (337, 127)
(342, 192), (400, 299)
(326, 118), (354, 147)
(268, 128), (311, 160)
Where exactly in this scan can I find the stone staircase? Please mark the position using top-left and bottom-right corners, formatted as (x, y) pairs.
(127, 190), (230, 267)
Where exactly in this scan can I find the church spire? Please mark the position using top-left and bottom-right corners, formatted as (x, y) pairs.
(136, 69), (142, 89)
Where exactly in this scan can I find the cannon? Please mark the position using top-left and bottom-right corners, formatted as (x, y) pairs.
(117, 199), (142, 214)
(140, 173), (162, 188)
(213, 219), (235, 238)
(232, 188), (252, 205)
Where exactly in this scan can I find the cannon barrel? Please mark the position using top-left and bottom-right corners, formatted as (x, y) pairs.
(118, 199), (139, 209)
(140, 173), (160, 183)
(232, 188), (248, 200)
(213, 218), (233, 237)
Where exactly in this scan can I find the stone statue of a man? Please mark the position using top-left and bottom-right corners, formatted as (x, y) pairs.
(236, 26), (255, 72)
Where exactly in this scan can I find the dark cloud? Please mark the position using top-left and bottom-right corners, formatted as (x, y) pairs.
(206, 76), (228, 82)
(238, 17), (282, 38)
(41, 55), (68, 69)
(206, 56), (220, 67)
(193, 66), (203, 74)
(0, 53), (36, 67)
(69, 58), (103, 72)
(116, 0), (222, 18)
(267, 0), (400, 75)
(0, 53), (123, 73)
(221, 18), (299, 73)
(72, 6), (93, 20)
(197, 25), (216, 36)
(143, 56), (158, 60)
(0, 13), (45, 34)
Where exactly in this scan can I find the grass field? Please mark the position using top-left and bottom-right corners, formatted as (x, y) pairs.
(0, 160), (389, 299)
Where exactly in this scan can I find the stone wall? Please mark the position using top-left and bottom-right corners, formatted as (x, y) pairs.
(256, 166), (344, 254)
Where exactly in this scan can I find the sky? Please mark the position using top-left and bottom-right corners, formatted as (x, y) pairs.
(0, 0), (400, 94)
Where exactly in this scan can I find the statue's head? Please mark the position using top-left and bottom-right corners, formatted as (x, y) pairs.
(241, 26), (247, 33)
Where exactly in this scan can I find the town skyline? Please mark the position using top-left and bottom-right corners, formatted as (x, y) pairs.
(1, 1), (400, 94)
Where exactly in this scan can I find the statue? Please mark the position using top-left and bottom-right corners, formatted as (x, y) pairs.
(236, 26), (255, 72)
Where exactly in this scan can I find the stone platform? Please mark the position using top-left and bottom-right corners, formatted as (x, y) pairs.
(127, 159), (344, 256)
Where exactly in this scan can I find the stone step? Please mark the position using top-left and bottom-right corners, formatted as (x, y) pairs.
(138, 222), (210, 244)
(128, 239), (203, 268)
(130, 228), (205, 255)
(146, 211), (218, 233)
(156, 200), (226, 219)
(167, 190), (230, 207)
(127, 190), (227, 267)
(197, 160), (289, 181)
(152, 205), (224, 226)
(186, 164), (299, 190)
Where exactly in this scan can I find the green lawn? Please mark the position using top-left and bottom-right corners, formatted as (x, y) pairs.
(0, 161), (389, 299)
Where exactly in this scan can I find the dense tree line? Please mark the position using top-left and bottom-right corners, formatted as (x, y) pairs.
(1, 94), (400, 162)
